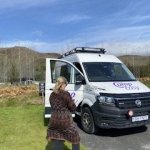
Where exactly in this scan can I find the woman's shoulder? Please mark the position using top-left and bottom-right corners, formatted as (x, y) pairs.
(60, 90), (70, 96)
(50, 92), (56, 98)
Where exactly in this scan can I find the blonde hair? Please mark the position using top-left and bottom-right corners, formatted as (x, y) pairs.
(53, 76), (68, 93)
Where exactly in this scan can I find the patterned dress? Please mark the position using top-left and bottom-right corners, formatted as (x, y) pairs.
(46, 90), (80, 144)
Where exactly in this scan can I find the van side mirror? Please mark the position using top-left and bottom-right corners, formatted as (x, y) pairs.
(75, 74), (85, 85)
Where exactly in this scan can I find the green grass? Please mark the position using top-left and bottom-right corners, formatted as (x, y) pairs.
(0, 102), (86, 150)
(0, 92), (40, 107)
(0, 105), (45, 150)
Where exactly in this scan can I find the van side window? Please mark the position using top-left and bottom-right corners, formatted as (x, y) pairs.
(73, 62), (84, 83)
(60, 65), (71, 82)
(74, 62), (83, 73)
(50, 60), (73, 84)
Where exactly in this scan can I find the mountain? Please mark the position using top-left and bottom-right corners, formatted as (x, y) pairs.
(0, 46), (61, 59)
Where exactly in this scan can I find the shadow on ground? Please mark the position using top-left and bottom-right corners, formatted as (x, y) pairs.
(74, 116), (148, 137)
(95, 126), (147, 137)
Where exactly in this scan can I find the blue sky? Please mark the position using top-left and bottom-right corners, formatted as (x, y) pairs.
(0, 0), (150, 55)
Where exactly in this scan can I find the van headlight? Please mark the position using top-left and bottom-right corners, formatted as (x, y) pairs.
(97, 96), (115, 106)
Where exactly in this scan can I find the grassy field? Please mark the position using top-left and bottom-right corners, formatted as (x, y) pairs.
(0, 81), (149, 150)
(0, 90), (86, 150)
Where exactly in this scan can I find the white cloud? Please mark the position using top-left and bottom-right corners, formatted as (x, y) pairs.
(115, 25), (150, 33)
(74, 24), (150, 45)
(59, 14), (91, 23)
(0, 39), (80, 54)
(128, 15), (150, 24)
(107, 25), (150, 41)
(96, 41), (150, 56)
(1, 0), (150, 56)
(1, 39), (150, 56)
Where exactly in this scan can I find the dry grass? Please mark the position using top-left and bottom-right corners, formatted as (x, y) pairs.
(0, 84), (38, 98)
(140, 80), (150, 88)
(0, 85), (42, 107)
(139, 77), (150, 81)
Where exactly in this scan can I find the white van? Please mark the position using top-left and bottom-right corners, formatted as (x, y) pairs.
(44, 47), (150, 133)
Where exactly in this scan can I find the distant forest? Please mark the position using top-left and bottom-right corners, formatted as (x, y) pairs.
(119, 55), (150, 79)
(0, 47), (149, 83)
(0, 47), (60, 83)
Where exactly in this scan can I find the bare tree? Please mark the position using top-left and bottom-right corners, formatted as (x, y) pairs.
(8, 60), (18, 84)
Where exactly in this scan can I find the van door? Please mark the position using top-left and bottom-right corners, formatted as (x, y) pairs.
(45, 58), (84, 119)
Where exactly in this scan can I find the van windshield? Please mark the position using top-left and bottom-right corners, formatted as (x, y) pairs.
(83, 62), (136, 82)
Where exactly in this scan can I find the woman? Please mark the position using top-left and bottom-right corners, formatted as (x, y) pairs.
(47, 76), (80, 150)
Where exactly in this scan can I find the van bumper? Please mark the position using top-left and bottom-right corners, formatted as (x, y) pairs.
(93, 107), (150, 129)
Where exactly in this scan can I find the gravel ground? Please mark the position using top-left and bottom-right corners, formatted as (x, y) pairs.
(77, 124), (150, 150)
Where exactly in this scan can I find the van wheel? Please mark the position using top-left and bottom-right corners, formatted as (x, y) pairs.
(81, 107), (97, 134)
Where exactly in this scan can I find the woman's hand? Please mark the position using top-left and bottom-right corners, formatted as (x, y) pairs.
(73, 99), (80, 107)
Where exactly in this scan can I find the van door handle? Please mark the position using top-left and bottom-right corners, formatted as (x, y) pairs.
(49, 89), (53, 90)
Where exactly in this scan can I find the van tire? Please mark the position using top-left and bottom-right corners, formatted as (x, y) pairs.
(81, 107), (97, 134)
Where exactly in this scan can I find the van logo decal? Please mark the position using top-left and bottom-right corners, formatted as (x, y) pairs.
(70, 92), (75, 98)
(135, 99), (141, 107)
(113, 82), (139, 90)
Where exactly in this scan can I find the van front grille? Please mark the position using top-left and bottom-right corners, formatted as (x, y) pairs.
(116, 96), (150, 109)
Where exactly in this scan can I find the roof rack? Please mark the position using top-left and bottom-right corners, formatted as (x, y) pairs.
(61, 47), (106, 57)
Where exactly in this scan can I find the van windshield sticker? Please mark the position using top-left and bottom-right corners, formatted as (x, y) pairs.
(113, 82), (139, 90)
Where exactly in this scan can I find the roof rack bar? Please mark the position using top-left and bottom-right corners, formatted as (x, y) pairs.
(74, 47), (105, 51)
(62, 47), (106, 57)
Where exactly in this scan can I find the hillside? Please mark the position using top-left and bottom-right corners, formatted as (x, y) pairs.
(0, 47), (149, 82)
(0, 47), (61, 82)
(0, 46), (61, 59)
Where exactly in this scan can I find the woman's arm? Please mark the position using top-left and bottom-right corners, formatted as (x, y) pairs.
(65, 91), (76, 111)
